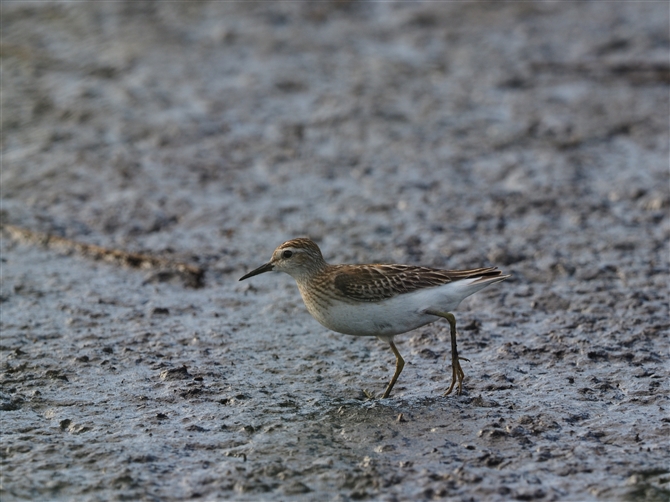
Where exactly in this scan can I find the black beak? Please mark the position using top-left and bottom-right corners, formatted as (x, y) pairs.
(239, 262), (274, 281)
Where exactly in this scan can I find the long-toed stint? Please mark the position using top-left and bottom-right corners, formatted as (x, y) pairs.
(240, 238), (509, 398)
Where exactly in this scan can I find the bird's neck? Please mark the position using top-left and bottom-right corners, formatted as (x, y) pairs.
(292, 261), (331, 287)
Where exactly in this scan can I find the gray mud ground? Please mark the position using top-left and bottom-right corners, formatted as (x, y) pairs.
(1, 2), (669, 501)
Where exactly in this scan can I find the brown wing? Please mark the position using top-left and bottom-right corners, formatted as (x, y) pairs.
(332, 264), (502, 303)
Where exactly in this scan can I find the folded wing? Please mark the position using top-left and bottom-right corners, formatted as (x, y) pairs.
(332, 265), (504, 302)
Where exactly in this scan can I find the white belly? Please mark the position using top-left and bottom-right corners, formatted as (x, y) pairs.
(300, 283), (469, 338)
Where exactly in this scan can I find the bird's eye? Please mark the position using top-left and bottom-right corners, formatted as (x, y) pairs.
(282, 250), (293, 259)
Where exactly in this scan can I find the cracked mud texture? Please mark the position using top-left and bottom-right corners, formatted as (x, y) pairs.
(1, 2), (669, 501)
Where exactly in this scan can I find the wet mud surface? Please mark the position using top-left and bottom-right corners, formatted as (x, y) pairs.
(1, 3), (669, 501)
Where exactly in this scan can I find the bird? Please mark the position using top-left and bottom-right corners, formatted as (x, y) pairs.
(239, 237), (509, 398)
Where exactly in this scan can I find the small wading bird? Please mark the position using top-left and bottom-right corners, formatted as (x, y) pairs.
(240, 238), (509, 398)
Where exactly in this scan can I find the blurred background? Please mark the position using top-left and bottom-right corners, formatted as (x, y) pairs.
(2, 2), (668, 501)
(4, 2), (667, 271)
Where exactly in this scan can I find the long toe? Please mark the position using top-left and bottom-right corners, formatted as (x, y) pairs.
(455, 360), (465, 395)
(444, 363), (458, 396)
(444, 357), (466, 396)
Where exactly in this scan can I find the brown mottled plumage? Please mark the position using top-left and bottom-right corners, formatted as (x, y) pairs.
(331, 265), (504, 302)
(240, 237), (509, 398)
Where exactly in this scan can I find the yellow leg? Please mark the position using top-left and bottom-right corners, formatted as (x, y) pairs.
(382, 340), (405, 399)
(425, 310), (468, 396)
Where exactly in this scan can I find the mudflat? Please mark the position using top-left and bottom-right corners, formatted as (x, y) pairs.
(2, 3), (668, 501)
